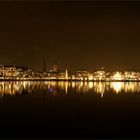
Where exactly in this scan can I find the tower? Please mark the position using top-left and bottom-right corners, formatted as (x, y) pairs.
(65, 69), (68, 79)
(43, 57), (47, 72)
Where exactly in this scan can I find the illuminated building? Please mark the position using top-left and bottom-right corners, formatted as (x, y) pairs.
(111, 71), (124, 81)
(105, 72), (111, 81)
(125, 71), (136, 80)
(59, 72), (67, 80)
(75, 70), (90, 80)
(88, 74), (94, 81)
(1, 64), (140, 81)
(0, 65), (17, 79)
(47, 63), (60, 79)
(65, 69), (68, 79)
(135, 72), (140, 80)
(93, 70), (106, 81)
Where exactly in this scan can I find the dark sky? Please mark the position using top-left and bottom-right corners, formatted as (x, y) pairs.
(0, 1), (140, 72)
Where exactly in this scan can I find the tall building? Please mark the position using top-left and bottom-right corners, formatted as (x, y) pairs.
(43, 57), (47, 72)
(65, 69), (68, 79)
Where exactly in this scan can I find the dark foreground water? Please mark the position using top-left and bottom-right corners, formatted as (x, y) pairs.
(0, 81), (140, 138)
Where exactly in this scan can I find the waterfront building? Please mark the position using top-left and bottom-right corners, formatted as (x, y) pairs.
(47, 63), (60, 79)
(65, 69), (68, 79)
(88, 73), (94, 81)
(75, 70), (90, 80)
(93, 70), (106, 80)
(125, 71), (136, 80)
(105, 72), (112, 81)
(59, 72), (66, 79)
(135, 72), (140, 80)
(0, 65), (17, 79)
(111, 71), (124, 81)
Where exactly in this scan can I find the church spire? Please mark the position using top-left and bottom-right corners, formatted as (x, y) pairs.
(43, 56), (47, 72)
(65, 69), (68, 79)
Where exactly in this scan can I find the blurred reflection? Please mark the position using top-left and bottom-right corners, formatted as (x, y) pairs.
(0, 81), (140, 97)
(111, 82), (124, 93)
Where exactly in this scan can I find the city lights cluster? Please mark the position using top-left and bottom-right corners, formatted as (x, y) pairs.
(0, 65), (140, 81)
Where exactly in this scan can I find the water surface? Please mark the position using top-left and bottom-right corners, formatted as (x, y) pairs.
(0, 81), (140, 138)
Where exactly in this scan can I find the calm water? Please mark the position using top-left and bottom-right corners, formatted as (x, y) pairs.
(1, 81), (140, 138)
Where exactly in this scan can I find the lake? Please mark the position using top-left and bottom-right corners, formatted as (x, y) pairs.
(0, 81), (140, 138)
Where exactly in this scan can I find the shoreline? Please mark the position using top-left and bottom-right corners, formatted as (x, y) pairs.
(0, 79), (140, 82)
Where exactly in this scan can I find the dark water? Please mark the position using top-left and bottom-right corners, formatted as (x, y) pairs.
(0, 81), (140, 138)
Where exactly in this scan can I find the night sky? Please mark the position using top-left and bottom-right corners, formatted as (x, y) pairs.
(0, 1), (140, 72)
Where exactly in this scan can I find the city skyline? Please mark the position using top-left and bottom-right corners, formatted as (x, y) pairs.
(1, 1), (140, 138)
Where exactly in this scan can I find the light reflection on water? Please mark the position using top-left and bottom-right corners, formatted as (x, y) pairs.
(0, 81), (140, 97)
